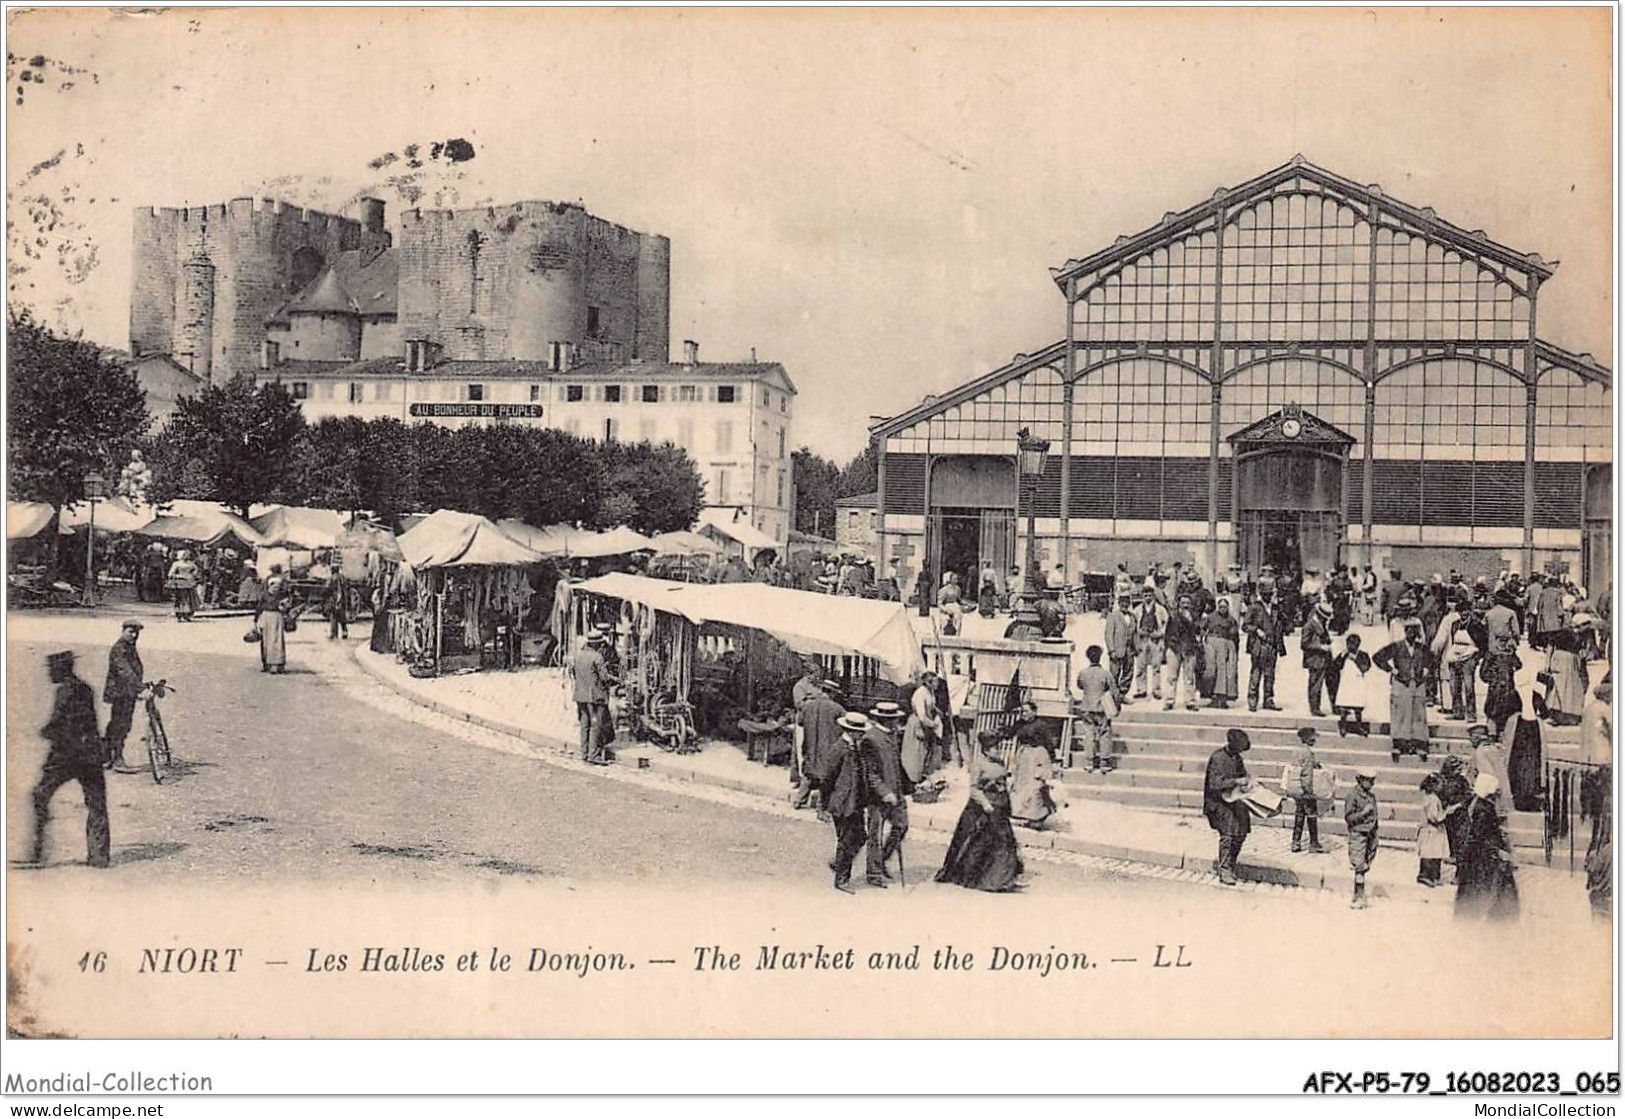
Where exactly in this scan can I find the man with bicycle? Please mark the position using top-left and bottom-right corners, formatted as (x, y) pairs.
(102, 620), (144, 772)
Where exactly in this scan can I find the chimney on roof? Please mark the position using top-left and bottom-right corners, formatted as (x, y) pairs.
(683, 339), (699, 366)
(360, 197), (386, 235)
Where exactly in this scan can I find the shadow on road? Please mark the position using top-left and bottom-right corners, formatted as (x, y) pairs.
(111, 841), (189, 866)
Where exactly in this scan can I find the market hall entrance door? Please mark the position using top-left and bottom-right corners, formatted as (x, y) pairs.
(1228, 404), (1356, 579)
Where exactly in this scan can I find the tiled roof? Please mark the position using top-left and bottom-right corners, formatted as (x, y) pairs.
(835, 491), (878, 508)
(272, 356), (794, 387)
(266, 247), (398, 324)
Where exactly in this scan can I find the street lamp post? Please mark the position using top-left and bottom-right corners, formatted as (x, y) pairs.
(82, 471), (106, 606)
(1016, 427), (1051, 600)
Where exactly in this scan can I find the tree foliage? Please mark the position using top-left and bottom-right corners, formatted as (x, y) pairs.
(6, 307), (150, 507)
(792, 447), (840, 538)
(149, 375), (307, 517)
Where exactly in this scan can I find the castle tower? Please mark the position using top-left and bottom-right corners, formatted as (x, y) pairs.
(178, 241), (216, 382)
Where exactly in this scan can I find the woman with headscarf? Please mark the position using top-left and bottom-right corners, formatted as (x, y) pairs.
(1374, 621), (1435, 761)
(1543, 616), (1595, 726)
(1456, 773), (1519, 920)
(935, 730), (1025, 892)
(977, 561), (1000, 619)
(1201, 598), (1240, 710)
(258, 563), (290, 675)
(1435, 754), (1474, 863)
(166, 549), (201, 622)
(1467, 723), (1512, 821)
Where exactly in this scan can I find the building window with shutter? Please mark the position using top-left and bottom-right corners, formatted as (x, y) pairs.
(604, 384), (622, 404)
(290, 381), (309, 400)
(717, 385), (736, 404)
(587, 306), (601, 337)
(717, 469), (731, 503)
(641, 384), (659, 403)
(467, 383), (485, 402)
(529, 384), (541, 402)
(678, 384), (698, 403)
(566, 384), (585, 402)
(777, 428), (786, 460)
(762, 388), (771, 406)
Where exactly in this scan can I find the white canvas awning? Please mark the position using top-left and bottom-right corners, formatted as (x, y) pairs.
(7, 502), (55, 540)
(250, 506), (346, 549)
(574, 573), (924, 683)
(141, 508), (268, 549)
(494, 520), (654, 558)
(399, 509), (544, 568)
(648, 530), (725, 556)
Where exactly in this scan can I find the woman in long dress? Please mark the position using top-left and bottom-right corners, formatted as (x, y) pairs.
(1332, 635), (1373, 737)
(1009, 736), (1058, 828)
(1455, 774), (1519, 921)
(1201, 600), (1239, 710)
(166, 550), (201, 621)
(936, 732), (1024, 891)
(259, 565), (289, 675)
(1543, 619), (1593, 726)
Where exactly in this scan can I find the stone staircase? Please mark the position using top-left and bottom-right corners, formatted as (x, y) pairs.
(1062, 706), (1562, 849)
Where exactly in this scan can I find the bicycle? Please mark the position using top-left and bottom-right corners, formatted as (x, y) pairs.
(140, 679), (176, 784)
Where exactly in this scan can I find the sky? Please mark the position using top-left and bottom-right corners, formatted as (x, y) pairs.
(5, 6), (1614, 459)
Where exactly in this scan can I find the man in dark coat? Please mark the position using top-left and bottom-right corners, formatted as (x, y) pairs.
(817, 712), (874, 894)
(102, 620), (145, 771)
(30, 651), (110, 868)
(1301, 600), (1334, 716)
(862, 702), (910, 887)
(1381, 569), (1408, 621)
(1204, 729), (1252, 885)
(793, 679), (846, 811)
(1034, 592), (1066, 639)
(1244, 591), (1286, 711)
(571, 631), (616, 764)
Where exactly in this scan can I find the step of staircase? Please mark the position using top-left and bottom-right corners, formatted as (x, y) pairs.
(1062, 779), (1545, 846)
(1092, 740), (1455, 770)
(1067, 756), (1455, 798)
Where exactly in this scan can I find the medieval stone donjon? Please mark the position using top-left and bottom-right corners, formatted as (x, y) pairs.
(130, 198), (391, 383)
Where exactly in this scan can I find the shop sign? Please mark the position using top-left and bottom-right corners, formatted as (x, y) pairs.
(408, 403), (545, 419)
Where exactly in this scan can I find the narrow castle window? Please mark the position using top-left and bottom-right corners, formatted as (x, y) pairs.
(466, 230), (485, 314)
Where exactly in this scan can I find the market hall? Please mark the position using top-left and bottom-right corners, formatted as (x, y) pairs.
(870, 157), (1612, 595)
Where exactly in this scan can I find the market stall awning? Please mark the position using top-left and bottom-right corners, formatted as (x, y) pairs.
(495, 520), (654, 558)
(399, 509), (544, 568)
(59, 497), (153, 534)
(7, 502), (55, 540)
(574, 573), (924, 683)
(140, 509), (268, 549)
(250, 505), (346, 549)
(648, 530), (725, 556)
(339, 519), (404, 561)
(698, 511), (779, 553)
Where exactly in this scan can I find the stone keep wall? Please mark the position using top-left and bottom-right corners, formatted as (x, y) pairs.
(129, 199), (389, 384)
(396, 202), (670, 364)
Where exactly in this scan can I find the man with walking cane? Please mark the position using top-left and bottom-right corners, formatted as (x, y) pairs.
(862, 701), (911, 888)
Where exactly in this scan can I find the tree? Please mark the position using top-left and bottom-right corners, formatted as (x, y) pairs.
(6, 307), (150, 508)
(836, 440), (878, 499)
(150, 374), (306, 517)
(791, 447), (840, 538)
(595, 440), (704, 534)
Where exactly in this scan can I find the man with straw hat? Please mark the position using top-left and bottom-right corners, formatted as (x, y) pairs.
(28, 651), (110, 869)
(862, 701), (910, 888)
(819, 711), (874, 894)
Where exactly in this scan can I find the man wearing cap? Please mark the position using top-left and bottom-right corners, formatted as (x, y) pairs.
(1203, 729), (1253, 885)
(1374, 620), (1435, 761)
(102, 620), (145, 771)
(572, 629), (616, 765)
(1344, 767), (1381, 909)
(1163, 594), (1201, 711)
(862, 702), (910, 887)
(30, 651), (110, 868)
(1301, 600), (1334, 717)
(1289, 727), (1328, 854)
(817, 711), (874, 894)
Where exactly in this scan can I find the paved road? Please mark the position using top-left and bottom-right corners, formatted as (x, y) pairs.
(7, 631), (1194, 896)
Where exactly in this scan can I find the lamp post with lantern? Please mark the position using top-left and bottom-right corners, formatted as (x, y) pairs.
(1015, 427), (1050, 601)
(82, 471), (106, 606)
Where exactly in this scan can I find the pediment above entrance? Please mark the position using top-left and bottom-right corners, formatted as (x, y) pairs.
(1227, 403), (1356, 448)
